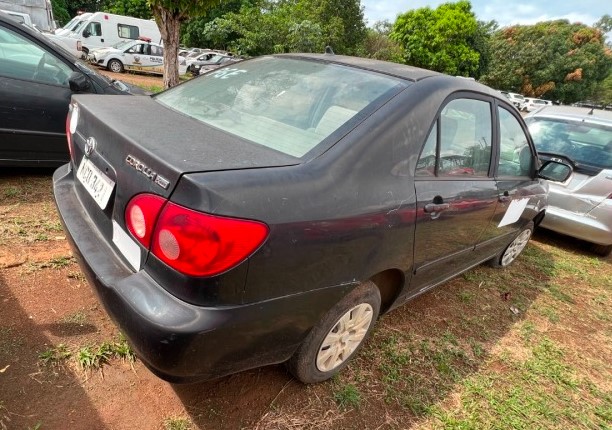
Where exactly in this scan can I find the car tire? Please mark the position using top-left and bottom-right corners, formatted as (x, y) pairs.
(591, 243), (612, 257)
(108, 59), (124, 73)
(488, 222), (534, 268)
(287, 281), (381, 384)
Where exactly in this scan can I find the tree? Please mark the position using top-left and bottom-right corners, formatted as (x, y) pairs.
(390, 0), (484, 77)
(191, 0), (366, 56)
(148, 0), (219, 88)
(51, 0), (71, 26)
(361, 20), (404, 63)
(481, 20), (612, 104)
(180, 0), (244, 48)
(104, 0), (152, 19)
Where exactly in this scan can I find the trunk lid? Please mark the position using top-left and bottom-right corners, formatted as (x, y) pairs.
(70, 94), (299, 269)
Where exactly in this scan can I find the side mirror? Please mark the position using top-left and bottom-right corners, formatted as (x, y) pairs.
(82, 29), (90, 38)
(68, 71), (91, 92)
(538, 159), (572, 182)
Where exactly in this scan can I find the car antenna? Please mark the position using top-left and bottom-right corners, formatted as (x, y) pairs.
(325, 46), (334, 55)
(588, 107), (594, 115)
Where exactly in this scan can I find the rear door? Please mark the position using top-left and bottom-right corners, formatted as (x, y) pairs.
(411, 96), (498, 294)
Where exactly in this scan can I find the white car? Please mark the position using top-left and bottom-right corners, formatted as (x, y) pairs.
(522, 97), (552, 112)
(500, 91), (526, 110)
(88, 38), (186, 75)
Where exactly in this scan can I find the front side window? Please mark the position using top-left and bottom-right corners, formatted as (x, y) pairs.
(118, 24), (139, 39)
(0, 25), (71, 86)
(155, 57), (404, 158)
(417, 98), (492, 177)
(85, 22), (101, 36)
(498, 107), (534, 176)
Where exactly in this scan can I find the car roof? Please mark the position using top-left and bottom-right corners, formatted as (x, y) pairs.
(276, 53), (441, 82)
(527, 105), (612, 126)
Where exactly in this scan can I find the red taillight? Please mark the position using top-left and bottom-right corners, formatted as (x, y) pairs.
(125, 194), (166, 248)
(66, 104), (79, 163)
(65, 112), (72, 160)
(125, 194), (269, 277)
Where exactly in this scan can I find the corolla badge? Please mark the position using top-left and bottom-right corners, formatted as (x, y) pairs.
(84, 137), (97, 157)
(125, 155), (170, 190)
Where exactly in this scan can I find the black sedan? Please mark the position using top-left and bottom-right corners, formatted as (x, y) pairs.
(53, 54), (570, 384)
(0, 11), (140, 167)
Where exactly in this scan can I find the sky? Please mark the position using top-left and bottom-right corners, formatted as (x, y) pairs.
(361, 0), (610, 28)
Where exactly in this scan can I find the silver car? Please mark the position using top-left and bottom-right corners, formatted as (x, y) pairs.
(526, 106), (612, 256)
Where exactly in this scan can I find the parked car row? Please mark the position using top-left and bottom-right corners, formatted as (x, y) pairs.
(499, 90), (552, 112)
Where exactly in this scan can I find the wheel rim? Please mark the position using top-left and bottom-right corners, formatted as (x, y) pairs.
(110, 61), (121, 73)
(316, 303), (374, 372)
(501, 228), (531, 266)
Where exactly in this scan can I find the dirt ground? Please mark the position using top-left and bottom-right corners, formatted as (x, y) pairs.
(1, 170), (610, 430)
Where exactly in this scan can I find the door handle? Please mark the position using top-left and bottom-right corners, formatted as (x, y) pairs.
(424, 203), (450, 213)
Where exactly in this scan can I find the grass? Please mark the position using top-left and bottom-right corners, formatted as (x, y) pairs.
(163, 417), (192, 430)
(38, 335), (135, 370)
(333, 383), (361, 410)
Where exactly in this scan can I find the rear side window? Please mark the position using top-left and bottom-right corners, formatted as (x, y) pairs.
(118, 24), (139, 39)
(416, 98), (492, 177)
(155, 57), (404, 158)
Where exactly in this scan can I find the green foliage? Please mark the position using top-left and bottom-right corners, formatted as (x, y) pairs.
(184, 0), (365, 56)
(51, 0), (71, 26)
(481, 20), (612, 104)
(390, 0), (485, 77)
(103, 0), (152, 19)
(361, 20), (405, 63)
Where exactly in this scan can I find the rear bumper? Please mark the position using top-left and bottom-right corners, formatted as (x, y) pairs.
(52, 164), (354, 382)
(540, 202), (612, 246)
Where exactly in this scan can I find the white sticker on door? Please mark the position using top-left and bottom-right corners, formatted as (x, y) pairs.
(498, 198), (529, 227)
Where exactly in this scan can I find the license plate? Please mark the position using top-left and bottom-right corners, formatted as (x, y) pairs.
(76, 157), (115, 210)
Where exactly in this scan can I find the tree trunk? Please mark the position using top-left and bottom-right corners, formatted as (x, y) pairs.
(153, 5), (182, 89)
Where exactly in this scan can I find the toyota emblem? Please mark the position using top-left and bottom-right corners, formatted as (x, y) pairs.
(84, 137), (97, 157)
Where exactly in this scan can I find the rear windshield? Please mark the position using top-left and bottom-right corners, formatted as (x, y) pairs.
(155, 56), (403, 157)
(527, 117), (612, 169)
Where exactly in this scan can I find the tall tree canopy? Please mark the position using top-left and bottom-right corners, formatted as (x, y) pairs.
(481, 20), (612, 104)
(390, 0), (487, 77)
(191, 0), (365, 56)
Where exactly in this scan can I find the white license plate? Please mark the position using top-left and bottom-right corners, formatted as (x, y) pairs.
(76, 157), (115, 210)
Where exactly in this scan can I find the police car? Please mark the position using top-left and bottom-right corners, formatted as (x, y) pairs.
(88, 37), (186, 75)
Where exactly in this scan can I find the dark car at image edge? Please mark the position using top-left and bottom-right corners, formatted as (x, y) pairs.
(52, 53), (571, 384)
(0, 11), (142, 167)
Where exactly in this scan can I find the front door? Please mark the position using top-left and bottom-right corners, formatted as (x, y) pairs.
(0, 23), (74, 165)
(410, 97), (498, 295)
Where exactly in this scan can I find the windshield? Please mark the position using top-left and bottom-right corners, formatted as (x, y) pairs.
(113, 39), (134, 49)
(527, 117), (612, 169)
(155, 56), (403, 158)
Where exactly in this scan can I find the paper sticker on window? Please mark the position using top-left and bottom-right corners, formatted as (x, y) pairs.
(498, 198), (529, 227)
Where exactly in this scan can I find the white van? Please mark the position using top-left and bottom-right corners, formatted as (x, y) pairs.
(67, 12), (161, 55)
(54, 12), (91, 36)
